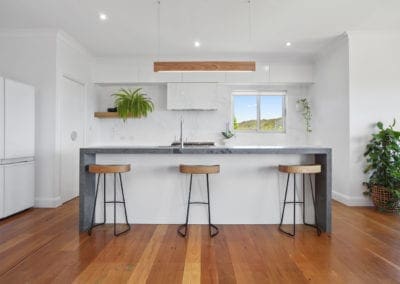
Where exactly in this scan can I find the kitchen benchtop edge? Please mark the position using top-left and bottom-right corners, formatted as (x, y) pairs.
(80, 146), (332, 154)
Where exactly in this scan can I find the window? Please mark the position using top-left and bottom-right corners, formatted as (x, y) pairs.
(232, 91), (286, 132)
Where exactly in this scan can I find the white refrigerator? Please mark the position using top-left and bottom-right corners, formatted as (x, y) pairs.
(0, 77), (35, 219)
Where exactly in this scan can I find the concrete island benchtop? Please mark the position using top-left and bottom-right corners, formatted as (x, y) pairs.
(80, 145), (332, 155)
(79, 145), (332, 233)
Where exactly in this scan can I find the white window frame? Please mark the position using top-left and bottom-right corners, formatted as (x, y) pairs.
(232, 90), (287, 133)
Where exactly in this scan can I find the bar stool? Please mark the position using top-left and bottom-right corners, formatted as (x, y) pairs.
(88, 164), (131, 236)
(278, 164), (322, 236)
(178, 164), (220, 238)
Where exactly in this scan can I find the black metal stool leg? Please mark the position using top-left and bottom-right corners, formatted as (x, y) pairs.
(303, 174), (306, 224)
(303, 174), (321, 236)
(279, 173), (295, 236)
(89, 174), (102, 236)
(293, 174), (296, 236)
(111, 173), (131, 236)
(206, 174), (219, 237)
(114, 173), (117, 236)
(103, 174), (106, 225)
(178, 174), (193, 237)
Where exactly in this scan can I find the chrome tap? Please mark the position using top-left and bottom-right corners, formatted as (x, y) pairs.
(179, 117), (184, 148)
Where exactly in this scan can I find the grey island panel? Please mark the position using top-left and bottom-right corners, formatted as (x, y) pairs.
(79, 146), (332, 234)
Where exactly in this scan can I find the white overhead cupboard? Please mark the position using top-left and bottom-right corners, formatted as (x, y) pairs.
(0, 77), (35, 219)
(167, 83), (218, 110)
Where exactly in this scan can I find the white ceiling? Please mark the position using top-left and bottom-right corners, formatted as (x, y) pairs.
(0, 0), (399, 57)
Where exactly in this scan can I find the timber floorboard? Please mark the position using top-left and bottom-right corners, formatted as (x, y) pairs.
(0, 199), (399, 283)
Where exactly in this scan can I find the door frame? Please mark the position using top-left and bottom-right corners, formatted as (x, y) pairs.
(56, 74), (88, 204)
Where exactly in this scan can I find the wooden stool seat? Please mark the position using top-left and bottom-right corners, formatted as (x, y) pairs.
(179, 164), (220, 175)
(278, 164), (321, 174)
(89, 164), (131, 174)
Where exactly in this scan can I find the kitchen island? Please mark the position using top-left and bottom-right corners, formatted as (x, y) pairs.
(79, 146), (332, 233)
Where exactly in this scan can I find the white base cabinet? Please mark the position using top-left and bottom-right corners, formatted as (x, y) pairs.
(0, 162), (35, 218)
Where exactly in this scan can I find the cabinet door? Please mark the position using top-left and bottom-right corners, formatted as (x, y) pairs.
(269, 63), (314, 83)
(0, 166), (4, 218)
(181, 72), (225, 82)
(225, 62), (269, 83)
(4, 79), (35, 159)
(0, 77), (4, 160)
(167, 83), (218, 110)
(4, 162), (34, 217)
(138, 64), (181, 83)
(93, 61), (139, 83)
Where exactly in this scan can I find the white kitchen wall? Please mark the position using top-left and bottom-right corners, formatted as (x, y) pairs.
(93, 83), (310, 146)
(311, 31), (400, 206)
(309, 35), (353, 204)
(348, 31), (400, 202)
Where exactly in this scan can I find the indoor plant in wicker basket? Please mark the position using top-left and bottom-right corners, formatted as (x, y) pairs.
(364, 120), (400, 213)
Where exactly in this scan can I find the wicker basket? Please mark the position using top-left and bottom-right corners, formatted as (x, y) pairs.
(370, 185), (400, 213)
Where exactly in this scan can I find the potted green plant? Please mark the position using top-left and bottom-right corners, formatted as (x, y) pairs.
(364, 120), (400, 213)
(221, 122), (235, 146)
(112, 88), (154, 121)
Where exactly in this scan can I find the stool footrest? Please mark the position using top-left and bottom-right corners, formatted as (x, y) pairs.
(189, 201), (208, 205)
(104, 201), (125, 204)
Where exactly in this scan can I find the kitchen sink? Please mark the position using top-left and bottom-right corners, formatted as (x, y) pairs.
(170, 141), (215, 147)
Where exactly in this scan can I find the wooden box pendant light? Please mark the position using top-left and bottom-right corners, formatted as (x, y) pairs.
(153, 61), (256, 72)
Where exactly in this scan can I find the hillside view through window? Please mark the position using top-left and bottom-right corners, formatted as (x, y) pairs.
(233, 92), (285, 132)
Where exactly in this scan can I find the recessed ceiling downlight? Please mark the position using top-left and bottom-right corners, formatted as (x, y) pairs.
(99, 13), (108, 21)
(286, 42), (292, 47)
(194, 41), (201, 47)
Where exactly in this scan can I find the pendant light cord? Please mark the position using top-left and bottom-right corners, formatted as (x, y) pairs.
(248, 0), (252, 43)
(157, 0), (161, 61)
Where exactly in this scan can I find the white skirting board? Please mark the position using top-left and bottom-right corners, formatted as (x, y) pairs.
(332, 191), (373, 206)
(34, 196), (62, 208)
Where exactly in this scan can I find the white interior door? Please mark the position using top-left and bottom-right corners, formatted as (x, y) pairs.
(60, 77), (85, 203)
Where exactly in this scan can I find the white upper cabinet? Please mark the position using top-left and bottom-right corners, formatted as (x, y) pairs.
(138, 64), (181, 83)
(0, 77), (4, 160)
(93, 61), (139, 83)
(225, 62), (269, 83)
(269, 63), (314, 83)
(181, 72), (225, 82)
(92, 59), (314, 84)
(167, 83), (218, 110)
(4, 79), (35, 159)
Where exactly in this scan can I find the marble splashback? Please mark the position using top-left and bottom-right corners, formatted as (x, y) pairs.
(92, 84), (310, 146)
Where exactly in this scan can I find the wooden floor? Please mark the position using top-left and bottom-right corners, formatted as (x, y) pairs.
(0, 200), (400, 283)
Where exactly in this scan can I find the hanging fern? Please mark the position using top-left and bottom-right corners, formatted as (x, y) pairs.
(297, 98), (312, 132)
(112, 88), (154, 122)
